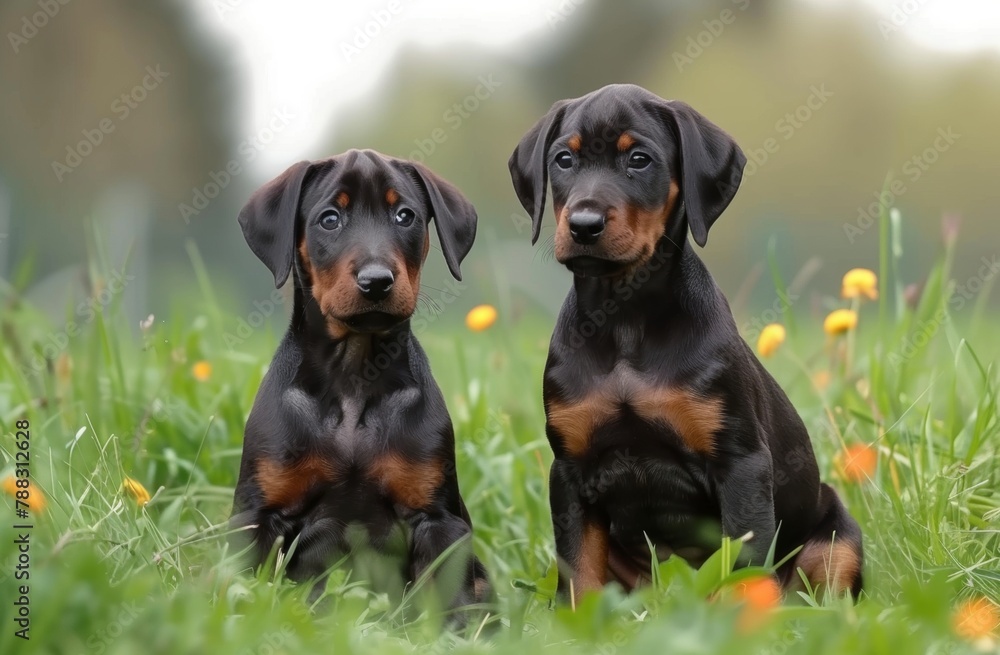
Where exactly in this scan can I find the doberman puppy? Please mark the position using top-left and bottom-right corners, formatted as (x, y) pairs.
(231, 150), (490, 617)
(508, 84), (863, 604)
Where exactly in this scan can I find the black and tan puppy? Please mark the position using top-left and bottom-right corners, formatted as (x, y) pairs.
(509, 84), (862, 604)
(231, 150), (490, 615)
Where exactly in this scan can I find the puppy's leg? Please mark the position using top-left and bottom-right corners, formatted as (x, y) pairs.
(408, 510), (485, 614)
(782, 484), (863, 599)
(550, 458), (610, 605)
(713, 448), (777, 565)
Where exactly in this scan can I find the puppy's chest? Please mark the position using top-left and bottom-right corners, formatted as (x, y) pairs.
(322, 395), (385, 460)
(546, 361), (724, 459)
(254, 388), (439, 513)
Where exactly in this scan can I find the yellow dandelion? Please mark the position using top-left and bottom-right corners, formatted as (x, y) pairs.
(953, 597), (1000, 640)
(756, 324), (786, 358)
(192, 360), (212, 382)
(2, 475), (47, 513)
(465, 304), (498, 332)
(122, 476), (152, 507)
(841, 268), (878, 301)
(824, 309), (858, 336)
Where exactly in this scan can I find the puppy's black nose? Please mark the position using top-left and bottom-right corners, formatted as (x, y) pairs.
(568, 211), (605, 245)
(356, 266), (394, 301)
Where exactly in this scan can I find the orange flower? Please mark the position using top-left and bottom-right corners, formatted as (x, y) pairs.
(953, 597), (999, 640)
(465, 305), (498, 332)
(836, 444), (877, 483)
(730, 575), (781, 632)
(812, 370), (831, 391)
(824, 309), (858, 336)
(732, 575), (782, 611)
(192, 360), (212, 382)
(1, 475), (47, 513)
(756, 324), (786, 358)
(122, 476), (152, 507)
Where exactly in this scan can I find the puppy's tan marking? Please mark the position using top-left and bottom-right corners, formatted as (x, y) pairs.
(335, 192), (350, 208)
(395, 250), (420, 317)
(256, 455), (337, 508)
(631, 387), (723, 456)
(546, 365), (724, 458)
(385, 188), (399, 205)
(567, 134), (582, 153)
(623, 179), (681, 268)
(474, 577), (491, 603)
(298, 240), (350, 339)
(547, 394), (616, 458)
(616, 132), (636, 152)
(573, 520), (609, 603)
(793, 540), (862, 595)
(369, 453), (443, 509)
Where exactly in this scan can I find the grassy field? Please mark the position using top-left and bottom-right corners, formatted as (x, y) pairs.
(1, 221), (999, 655)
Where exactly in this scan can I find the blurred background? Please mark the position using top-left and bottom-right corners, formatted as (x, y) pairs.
(2, 0), (999, 330)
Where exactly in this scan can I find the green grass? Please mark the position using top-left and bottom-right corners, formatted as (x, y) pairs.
(1, 219), (999, 655)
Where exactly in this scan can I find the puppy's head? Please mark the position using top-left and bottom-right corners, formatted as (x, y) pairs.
(238, 150), (477, 336)
(509, 84), (746, 277)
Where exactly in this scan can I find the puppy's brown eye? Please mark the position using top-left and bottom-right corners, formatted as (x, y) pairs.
(319, 210), (341, 230)
(395, 208), (415, 227)
(628, 152), (652, 170)
(554, 151), (574, 169)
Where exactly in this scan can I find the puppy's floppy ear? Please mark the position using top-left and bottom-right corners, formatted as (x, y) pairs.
(405, 162), (477, 281)
(656, 101), (746, 247)
(237, 160), (314, 288)
(508, 99), (570, 245)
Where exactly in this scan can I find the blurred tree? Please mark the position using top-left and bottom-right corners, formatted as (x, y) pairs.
(0, 0), (237, 299)
(531, 0), (776, 98)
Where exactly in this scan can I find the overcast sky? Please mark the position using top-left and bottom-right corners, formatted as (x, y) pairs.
(189, 0), (1000, 174)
